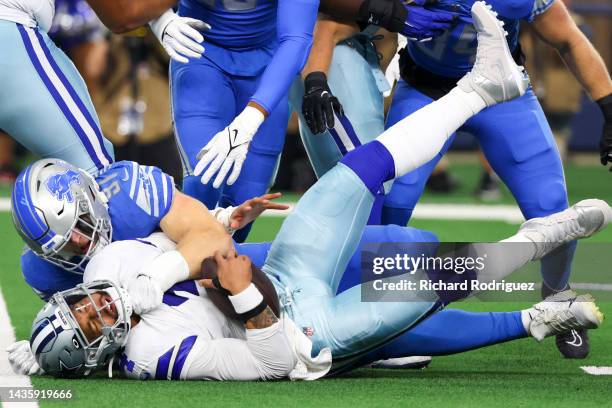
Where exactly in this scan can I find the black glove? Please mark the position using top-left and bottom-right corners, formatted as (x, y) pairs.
(597, 93), (612, 171)
(302, 71), (344, 134)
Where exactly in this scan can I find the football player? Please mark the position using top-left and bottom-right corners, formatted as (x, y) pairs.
(171, 0), (456, 242)
(292, 0), (612, 358)
(21, 2), (611, 379)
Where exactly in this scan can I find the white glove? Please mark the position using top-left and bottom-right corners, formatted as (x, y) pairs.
(126, 274), (164, 315)
(149, 9), (211, 64)
(6, 340), (44, 376)
(194, 106), (265, 188)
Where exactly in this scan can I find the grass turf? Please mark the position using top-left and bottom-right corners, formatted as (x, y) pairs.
(1, 162), (611, 407)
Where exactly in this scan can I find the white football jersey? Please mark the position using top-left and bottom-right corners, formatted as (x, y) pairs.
(0, 0), (54, 31)
(83, 233), (332, 381)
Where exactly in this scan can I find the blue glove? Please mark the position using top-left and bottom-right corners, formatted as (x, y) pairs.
(402, 4), (458, 41)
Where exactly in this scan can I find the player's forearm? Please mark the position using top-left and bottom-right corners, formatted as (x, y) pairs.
(249, 0), (318, 113)
(558, 35), (612, 101)
(302, 17), (360, 78)
(86, 0), (177, 33)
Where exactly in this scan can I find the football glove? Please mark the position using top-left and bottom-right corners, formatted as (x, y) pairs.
(6, 340), (45, 376)
(149, 9), (210, 64)
(302, 72), (344, 134)
(597, 94), (612, 171)
(194, 106), (265, 188)
(126, 274), (164, 315)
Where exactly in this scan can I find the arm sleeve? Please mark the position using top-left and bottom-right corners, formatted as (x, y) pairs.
(249, 0), (319, 114)
(180, 323), (296, 381)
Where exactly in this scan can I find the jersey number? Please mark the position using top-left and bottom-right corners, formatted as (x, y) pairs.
(199, 0), (257, 11)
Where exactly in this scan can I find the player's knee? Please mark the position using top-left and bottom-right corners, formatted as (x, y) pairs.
(522, 180), (568, 219)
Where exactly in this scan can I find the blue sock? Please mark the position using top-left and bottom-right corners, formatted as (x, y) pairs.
(540, 241), (577, 293)
(372, 309), (527, 359)
(381, 206), (413, 226)
(340, 141), (395, 196)
(367, 192), (385, 225)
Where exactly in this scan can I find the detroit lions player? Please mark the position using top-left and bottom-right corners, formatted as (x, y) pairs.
(292, 0), (612, 358)
(176, 0), (456, 242)
(384, 0), (612, 358)
(22, 2), (612, 376)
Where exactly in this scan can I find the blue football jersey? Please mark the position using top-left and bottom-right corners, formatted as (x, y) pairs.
(96, 161), (175, 241)
(179, 0), (277, 49)
(407, 0), (555, 77)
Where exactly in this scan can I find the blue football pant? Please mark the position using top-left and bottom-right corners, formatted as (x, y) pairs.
(0, 22), (113, 174)
(384, 81), (576, 292)
(170, 56), (288, 242)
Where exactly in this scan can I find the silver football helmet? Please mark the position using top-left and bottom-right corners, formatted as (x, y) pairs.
(30, 280), (133, 378)
(11, 159), (112, 272)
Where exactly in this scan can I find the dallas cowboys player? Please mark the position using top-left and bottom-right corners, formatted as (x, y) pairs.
(0, 0), (209, 175)
(23, 3), (612, 379)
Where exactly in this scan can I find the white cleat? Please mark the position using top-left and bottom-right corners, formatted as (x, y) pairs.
(457, 1), (530, 107)
(519, 199), (612, 261)
(528, 290), (604, 342)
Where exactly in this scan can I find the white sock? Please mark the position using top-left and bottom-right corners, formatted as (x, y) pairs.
(521, 308), (535, 334)
(377, 86), (487, 177)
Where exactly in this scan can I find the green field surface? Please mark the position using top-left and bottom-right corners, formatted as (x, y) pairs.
(1, 161), (611, 408)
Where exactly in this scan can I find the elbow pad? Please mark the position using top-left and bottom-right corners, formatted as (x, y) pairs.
(357, 0), (407, 33)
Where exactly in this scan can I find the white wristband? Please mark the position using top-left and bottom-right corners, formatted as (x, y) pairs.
(229, 283), (263, 314)
(210, 206), (236, 235)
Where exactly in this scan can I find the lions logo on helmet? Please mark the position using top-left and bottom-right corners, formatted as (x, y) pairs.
(45, 170), (81, 203)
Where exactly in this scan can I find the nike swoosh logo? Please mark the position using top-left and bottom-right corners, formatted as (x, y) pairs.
(565, 330), (583, 347)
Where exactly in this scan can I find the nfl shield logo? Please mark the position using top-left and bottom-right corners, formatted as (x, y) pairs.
(303, 327), (314, 337)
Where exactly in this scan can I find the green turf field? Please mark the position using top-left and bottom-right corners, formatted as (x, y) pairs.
(1, 161), (611, 408)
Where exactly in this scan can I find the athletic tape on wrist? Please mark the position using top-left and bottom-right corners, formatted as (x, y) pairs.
(229, 283), (264, 315)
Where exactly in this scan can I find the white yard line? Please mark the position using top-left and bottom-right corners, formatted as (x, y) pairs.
(0, 198), (525, 222)
(581, 366), (612, 375)
(0, 288), (38, 408)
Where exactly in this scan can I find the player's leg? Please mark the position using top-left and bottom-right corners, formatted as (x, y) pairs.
(291, 39), (386, 178)
(170, 57), (236, 209)
(0, 22), (114, 175)
(220, 82), (289, 242)
(469, 89), (575, 293)
(382, 80), (455, 226)
(290, 38), (388, 224)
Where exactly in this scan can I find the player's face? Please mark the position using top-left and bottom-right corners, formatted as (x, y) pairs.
(70, 292), (118, 342)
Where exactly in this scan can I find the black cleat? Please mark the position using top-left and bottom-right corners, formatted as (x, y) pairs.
(556, 329), (590, 359)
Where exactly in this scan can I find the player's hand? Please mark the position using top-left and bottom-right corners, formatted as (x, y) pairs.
(200, 251), (253, 295)
(597, 94), (612, 171)
(126, 274), (163, 315)
(6, 340), (45, 376)
(402, 3), (457, 42)
(229, 192), (290, 230)
(302, 71), (344, 135)
(194, 106), (265, 188)
(149, 9), (210, 64)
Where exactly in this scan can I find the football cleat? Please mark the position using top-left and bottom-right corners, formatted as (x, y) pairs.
(519, 199), (612, 261)
(370, 356), (432, 370)
(527, 290), (603, 342)
(457, 1), (530, 107)
(556, 329), (590, 359)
